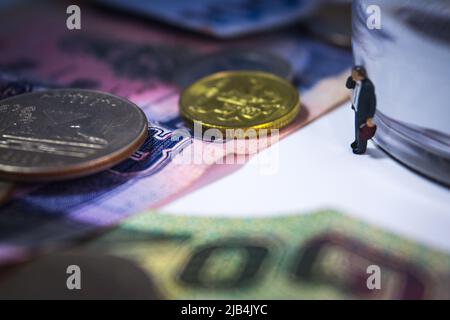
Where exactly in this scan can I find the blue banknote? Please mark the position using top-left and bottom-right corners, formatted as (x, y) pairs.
(97, 0), (318, 38)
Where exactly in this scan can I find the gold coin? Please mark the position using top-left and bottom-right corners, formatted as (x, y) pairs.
(180, 71), (300, 135)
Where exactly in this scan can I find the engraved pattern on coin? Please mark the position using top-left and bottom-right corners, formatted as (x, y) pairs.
(0, 89), (148, 182)
(180, 71), (300, 131)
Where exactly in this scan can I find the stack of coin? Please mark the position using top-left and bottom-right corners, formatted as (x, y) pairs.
(180, 71), (300, 138)
(0, 89), (148, 182)
(175, 49), (294, 89)
(305, 2), (352, 48)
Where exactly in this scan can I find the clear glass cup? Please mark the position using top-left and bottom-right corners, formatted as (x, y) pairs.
(352, 0), (450, 186)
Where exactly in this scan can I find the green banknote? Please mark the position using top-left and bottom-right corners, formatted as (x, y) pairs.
(81, 211), (450, 299)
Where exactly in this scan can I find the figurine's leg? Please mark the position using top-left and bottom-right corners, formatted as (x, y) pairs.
(357, 139), (367, 154)
(353, 117), (367, 154)
(351, 114), (359, 150)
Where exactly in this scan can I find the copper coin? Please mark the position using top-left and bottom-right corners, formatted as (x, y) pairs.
(0, 253), (163, 300)
(0, 89), (147, 182)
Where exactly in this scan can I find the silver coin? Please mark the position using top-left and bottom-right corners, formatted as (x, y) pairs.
(175, 49), (294, 89)
(0, 89), (148, 182)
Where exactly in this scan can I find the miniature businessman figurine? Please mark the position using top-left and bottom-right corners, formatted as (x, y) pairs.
(346, 66), (377, 154)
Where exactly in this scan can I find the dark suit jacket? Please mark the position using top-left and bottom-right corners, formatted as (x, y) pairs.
(346, 77), (377, 124)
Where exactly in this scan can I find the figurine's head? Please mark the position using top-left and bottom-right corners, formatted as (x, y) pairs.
(352, 66), (367, 81)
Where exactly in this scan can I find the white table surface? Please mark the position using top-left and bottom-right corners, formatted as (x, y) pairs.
(162, 102), (450, 253)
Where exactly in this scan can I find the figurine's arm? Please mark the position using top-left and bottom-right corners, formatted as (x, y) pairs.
(366, 84), (377, 118)
(366, 102), (376, 127)
(346, 76), (356, 89)
(348, 75), (356, 110)
(361, 82), (377, 126)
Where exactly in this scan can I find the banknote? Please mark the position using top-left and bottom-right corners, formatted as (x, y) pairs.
(2, 211), (448, 299)
(0, 2), (351, 263)
(83, 211), (450, 299)
(97, 0), (318, 38)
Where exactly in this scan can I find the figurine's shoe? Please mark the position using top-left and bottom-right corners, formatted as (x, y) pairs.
(353, 148), (366, 155)
(351, 141), (358, 149)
